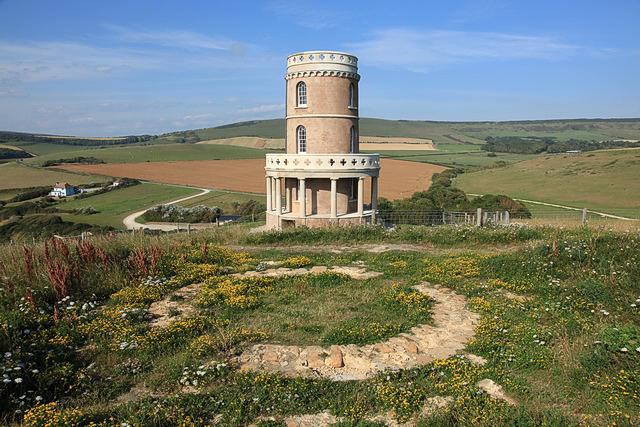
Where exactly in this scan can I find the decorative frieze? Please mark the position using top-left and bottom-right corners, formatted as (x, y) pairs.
(285, 70), (360, 81)
(265, 153), (380, 172)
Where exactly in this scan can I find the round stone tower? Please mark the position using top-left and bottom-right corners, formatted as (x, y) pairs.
(265, 51), (381, 229)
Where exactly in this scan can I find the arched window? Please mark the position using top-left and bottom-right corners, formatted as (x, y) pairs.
(296, 125), (307, 153)
(350, 126), (357, 153)
(296, 82), (307, 107)
(348, 83), (355, 108)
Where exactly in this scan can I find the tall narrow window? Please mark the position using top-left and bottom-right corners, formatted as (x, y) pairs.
(348, 83), (355, 108)
(296, 125), (307, 153)
(350, 126), (357, 153)
(296, 82), (307, 107)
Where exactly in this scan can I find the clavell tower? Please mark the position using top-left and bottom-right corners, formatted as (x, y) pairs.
(265, 51), (381, 229)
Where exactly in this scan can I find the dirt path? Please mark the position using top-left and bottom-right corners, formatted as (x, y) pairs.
(122, 187), (210, 230)
(236, 282), (480, 381)
(229, 242), (534, 256)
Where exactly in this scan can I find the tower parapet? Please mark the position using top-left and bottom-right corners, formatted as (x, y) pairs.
(265, 51), (380, 229)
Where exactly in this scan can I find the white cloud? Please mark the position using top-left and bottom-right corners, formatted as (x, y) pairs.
(106, 25), (248, 53)
(238, 103), (284, 114)
(0, 40), (160, 83)
(348, 29), (580, 72)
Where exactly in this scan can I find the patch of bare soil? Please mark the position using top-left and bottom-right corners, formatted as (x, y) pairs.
(62, 158), (446, 201)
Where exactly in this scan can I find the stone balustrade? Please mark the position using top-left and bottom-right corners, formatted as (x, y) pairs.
(265, 153), (380, 172)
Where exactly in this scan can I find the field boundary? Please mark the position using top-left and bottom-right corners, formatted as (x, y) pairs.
(468, 193), (636, 221)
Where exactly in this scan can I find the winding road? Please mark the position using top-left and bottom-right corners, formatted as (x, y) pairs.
(122, 187), (210, 231)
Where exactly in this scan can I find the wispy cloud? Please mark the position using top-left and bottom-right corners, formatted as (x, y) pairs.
(267, 0), (339, 29)
(0, 40), (158, 83)
(348, 29), (580, 72)
(0, 26), (270, 88)
(238, 103), (284, 114)
(106, 25), (248, 53)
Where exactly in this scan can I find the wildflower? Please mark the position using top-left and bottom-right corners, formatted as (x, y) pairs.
(35, 396), (42, 402)
(14, 378), (22, 383)
(620, 347), (628, 353)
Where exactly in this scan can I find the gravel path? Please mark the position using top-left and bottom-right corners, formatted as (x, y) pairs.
(122, 187), (210, 230)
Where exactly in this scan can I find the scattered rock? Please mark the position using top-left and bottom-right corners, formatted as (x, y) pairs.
(306, 347), (326, 369)
(421, 395), (454, 415)
(148, 282), (201, 328)
(464, 353), (487, 366)
(233, 265), (382, 281)
(326, 346), (344, 368)
(284, 412), (340, 427)
(236, 283), (480, 381)
(477, 379), (516, 405)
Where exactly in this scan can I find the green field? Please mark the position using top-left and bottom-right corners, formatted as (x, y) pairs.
(58, 183), (200, 228)
(0, 162), (106, 190)
(28, 143), (278, 165)
(456, 148), (640, 218)
(177, 189), (265, 214)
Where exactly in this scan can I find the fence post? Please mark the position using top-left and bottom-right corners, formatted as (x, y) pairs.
(504, 210), (510, 225)
(442, 211), (446, 225)
(476, 208), (483, 227)
(582, 208), (587, 225)
(187, 223), (191, 234)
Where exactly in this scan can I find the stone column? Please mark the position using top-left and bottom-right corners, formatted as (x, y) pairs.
(299, 178), (306, 217)
(275, 177), (282, 214)
(330, 178), (338, 218)
(271, 177), (276, 208)
(265, 176), (272, 211)
(371, 176), (378, 210)
(285, 179), (292, 213)
(357, 177), (364, 215)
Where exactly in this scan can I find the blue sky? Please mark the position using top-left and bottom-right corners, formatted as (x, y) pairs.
(0, 0), (639, 136)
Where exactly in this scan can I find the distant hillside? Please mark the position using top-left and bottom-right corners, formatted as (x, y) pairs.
(158, 117), (640, 146)
(4, 117), (640, 152)
(456, 148), (640, 217)
(0, 131), (155, 147)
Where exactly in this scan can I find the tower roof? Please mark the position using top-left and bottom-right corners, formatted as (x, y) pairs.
(287, 51), (358, 74)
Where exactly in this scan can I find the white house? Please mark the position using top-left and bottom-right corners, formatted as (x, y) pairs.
(49, 182), (78, 197)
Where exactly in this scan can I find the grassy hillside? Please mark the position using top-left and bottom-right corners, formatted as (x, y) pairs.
(59, 182), (200, 228)
(0, 162), (105, 190)
(159, 118), (640, 146)
(456, 148), (640, 217)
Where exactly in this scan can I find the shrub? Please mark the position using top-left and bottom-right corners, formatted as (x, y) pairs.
(281, 256), (312, 268)
(142, 204), (221, 223)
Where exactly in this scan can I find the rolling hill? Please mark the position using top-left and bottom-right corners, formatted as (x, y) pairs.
(455, 148), (640, 217)
(156, 117), (640, 146)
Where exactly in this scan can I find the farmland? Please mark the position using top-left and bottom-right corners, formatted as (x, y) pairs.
(28, 143), (275, 165)
(456, 148), (640, 218)
(61, 158), (447, 201)
(57, 183), (201, 228)
(0, 163), (105, 191)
